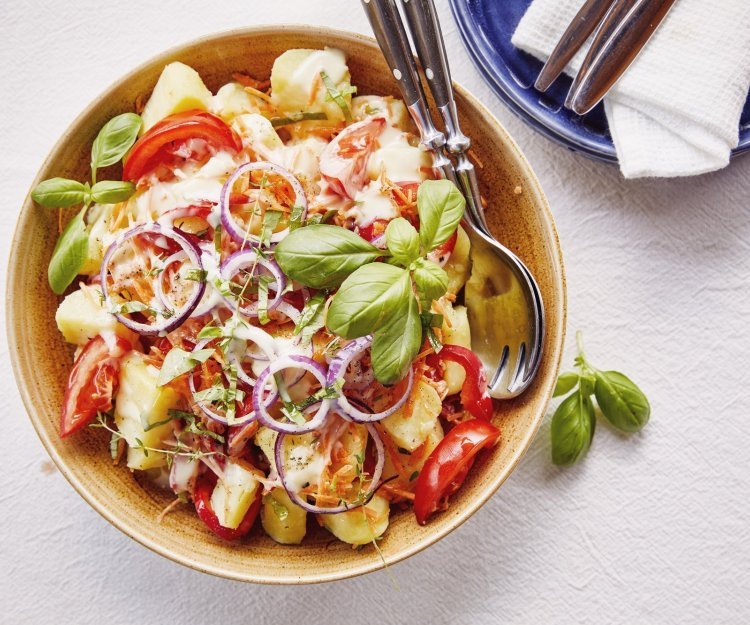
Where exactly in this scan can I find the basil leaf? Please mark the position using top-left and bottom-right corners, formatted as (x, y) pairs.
(553, 372), (579, 397)
(327, 263), (410, 338)
(412, 258), (448, 308)
(371, 289), (421, 384)
(90, 180), (136, 204)
(550, 390), (595, 466)
(417, 179), (465, 252)
(594, 371), (650, 433)
(48, 207), (89, 294)
(579, 373), (596, 397)
(157, 347), (214, 386)
(90, 112), (142, 173)
(386, 217), (420, 265)
(275, 224), (383, 289)
(31, 178), (88, 208)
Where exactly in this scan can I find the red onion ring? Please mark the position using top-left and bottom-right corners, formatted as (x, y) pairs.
(219, 161), (307, 246)
(228, 323), (278, 388)
(274, 422), (385, 514)
(218, 249), (286, 317)
(188, 339), (274, 426)
(326, 337), (414, 422)
(100, 223), (205, 336)
(253, 355), (332, 434)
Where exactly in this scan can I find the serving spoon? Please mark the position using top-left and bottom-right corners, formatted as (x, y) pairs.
(362, 0), (545, 398)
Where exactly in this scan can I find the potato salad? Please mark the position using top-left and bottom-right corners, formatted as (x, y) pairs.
(34, 48), (501, 546)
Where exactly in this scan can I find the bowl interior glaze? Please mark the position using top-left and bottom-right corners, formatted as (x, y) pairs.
(7, 26), (565, 584)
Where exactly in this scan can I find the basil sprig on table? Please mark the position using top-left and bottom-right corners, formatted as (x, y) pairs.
(276, 179), (465, 384)
(31, 112), (142, 294)
(551, 331), (651, 465)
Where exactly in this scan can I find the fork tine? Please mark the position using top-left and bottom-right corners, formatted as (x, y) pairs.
(490, 344), (511, 389)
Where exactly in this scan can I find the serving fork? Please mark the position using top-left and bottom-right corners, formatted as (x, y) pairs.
(361, 0), (545, 399)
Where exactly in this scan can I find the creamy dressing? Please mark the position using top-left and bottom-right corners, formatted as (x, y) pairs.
(284, 443), (327, 492)
(347, 182), (399, 226)
(288, 48), (348, 100)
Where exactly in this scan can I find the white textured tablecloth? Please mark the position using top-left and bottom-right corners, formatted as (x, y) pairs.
(1, 2), (749, 624)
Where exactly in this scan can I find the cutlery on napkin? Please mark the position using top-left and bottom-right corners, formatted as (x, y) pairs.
(512, 0), (750, 178)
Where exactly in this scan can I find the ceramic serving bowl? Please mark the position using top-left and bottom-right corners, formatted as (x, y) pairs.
(7, 26), (565, 584)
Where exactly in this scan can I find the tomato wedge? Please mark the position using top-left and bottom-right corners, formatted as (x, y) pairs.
(319, 117), (385, 199)
(434, 344), (494, 420)
(413, 419), (500, 525)
(193, 474), (262, 541)
(60, 335), (131, 437)
(123, 110), (242, 182)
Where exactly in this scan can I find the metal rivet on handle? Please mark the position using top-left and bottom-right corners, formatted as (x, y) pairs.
(393, 69), (402, 80)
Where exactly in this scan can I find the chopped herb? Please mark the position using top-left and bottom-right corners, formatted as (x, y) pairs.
(139, 411), (174, 433)
(110, 300), (153, 315)
(257, 274), (274, 325)
(214, 223), (223, 253)
(197, 325), (223, 339)
(289, 204), (306, 231)
(269, 111), (328, 127)
(157, 347), (215, 386)
(409, 470), (419, 481)
(268, 496), (290, 521)
(294, 291), (327, 337)
(184, 268), (207, 282)
(306, 208), (338, 226)
(259, 210), (283, 247)
(320, 70), (355, 121)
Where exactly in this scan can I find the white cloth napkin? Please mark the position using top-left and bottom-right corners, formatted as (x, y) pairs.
(511, 0), (750, 178)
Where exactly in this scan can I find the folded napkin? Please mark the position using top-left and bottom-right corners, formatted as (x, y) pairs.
(512, 0), (750, 178)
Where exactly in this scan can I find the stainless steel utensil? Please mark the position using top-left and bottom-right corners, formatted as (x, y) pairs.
(361, 0), (545, 398)
(535, 0), (678, 115)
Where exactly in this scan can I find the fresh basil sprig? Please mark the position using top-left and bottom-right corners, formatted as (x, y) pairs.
(275, 179), (465, 384)
(275, 224), (383, 288)
(328, 181), (464, 384)
(32, 112), (142, 294)
(551, 331), (650, 465)
(90, 112), (142, 182)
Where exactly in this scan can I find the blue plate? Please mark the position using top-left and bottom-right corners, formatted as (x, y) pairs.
(449, 0), (750, 163)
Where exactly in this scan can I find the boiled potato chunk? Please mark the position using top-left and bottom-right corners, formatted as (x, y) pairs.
(254, 425), (277, 466)
(382, 420), (443, 481)
(271, 48), (352, 122)
(261, 488), (307, 544)
(141, 62), (212, 132)
(366, 143), (431, 184)
(322, 494), (390, 545)
(231, 113), (284, 157)
(445, 225), (471, 295)
(114, 352), (179, 471)
(380, 379), (442, 452)
(351, 95), (409, 130)
(211, 82), (262, 120)
(211, 461), (261, 529)
(55, 286), (136, 346)
(441, 302), (472, 395)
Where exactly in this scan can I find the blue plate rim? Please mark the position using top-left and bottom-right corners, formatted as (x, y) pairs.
(449, 0), (750, 163)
